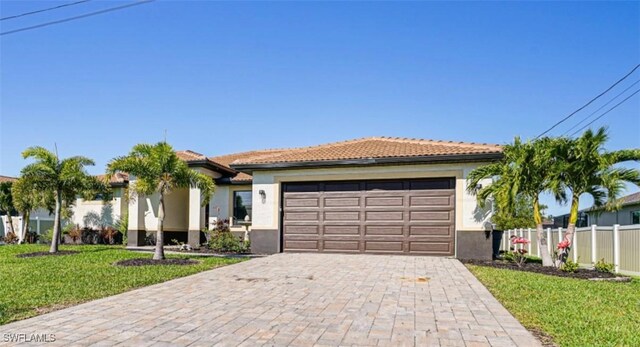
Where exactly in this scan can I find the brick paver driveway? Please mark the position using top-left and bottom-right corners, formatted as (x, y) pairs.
(1, 254), (540, 347)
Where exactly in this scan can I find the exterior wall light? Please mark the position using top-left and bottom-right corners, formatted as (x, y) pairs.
(259, 189), (266, 203)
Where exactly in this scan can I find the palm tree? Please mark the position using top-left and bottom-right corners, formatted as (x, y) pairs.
(468, 137), (563, 266)
(12, 176), (54, 243)
(553, 127), (640, 263)
(106, 142), (215, 260)
(21, 146), (99, 253)
(0, 181), (17, 235)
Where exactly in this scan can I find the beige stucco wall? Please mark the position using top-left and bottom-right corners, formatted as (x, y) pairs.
(250, 162), (493, 233)
(208, 184), (252, 223)
(70, 187), (127, 229)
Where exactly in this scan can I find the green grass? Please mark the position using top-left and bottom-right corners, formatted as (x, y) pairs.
(0, 244), (245, 325)
(467, 264), (640, 347)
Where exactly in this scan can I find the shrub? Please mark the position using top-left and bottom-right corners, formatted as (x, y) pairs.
(561, 258), (580, 273)
(41, 228), (54, 243)
(114, 213), (128, 245)
(67, 226), (82, 243)
(207, 219), (250, 253)
(99, 227), (118, 245)
(594, 258), (614, 273)
(25, 231), (39, 244)
(3, 232), (18, 244)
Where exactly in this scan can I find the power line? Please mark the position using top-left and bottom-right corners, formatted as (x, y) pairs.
(569, 88), (640, 137)
(562, 79), (640, 136)
(0, 0), (155, 36)
(0, 0), (91, 21)
(536, 63), (640, 138)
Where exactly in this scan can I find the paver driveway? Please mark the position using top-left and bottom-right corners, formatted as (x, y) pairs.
(1, 253), (540, 347)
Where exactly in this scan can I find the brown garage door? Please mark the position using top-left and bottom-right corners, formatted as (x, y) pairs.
(282, 178), (455, 255)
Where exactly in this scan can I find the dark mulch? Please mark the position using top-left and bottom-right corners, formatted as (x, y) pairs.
(16, 250), (80, 258)
(173, 247), (251, 255)
(461, 259), (630, 280)
(114, 258), (199, 267)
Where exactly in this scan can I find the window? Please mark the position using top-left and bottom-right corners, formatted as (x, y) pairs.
(632, 210), (640, 225)
(233, 191), (252, 222)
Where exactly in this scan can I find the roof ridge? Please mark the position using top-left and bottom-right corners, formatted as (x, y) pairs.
(374, 136), (502, 148)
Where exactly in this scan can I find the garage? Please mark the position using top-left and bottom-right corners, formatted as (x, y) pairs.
(281, 178), (455, 255)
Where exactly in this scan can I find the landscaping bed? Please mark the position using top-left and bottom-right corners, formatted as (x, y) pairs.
(461, 258), (629, 280)
(0, 244), (246, 325)
(115, 258), (199, 266)
(466, 264), (640, 347)
(16, 250), (80, 258)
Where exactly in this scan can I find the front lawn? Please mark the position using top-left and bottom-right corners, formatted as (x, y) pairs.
(0, 245), (245, 325)
(467, 264), (640, 347)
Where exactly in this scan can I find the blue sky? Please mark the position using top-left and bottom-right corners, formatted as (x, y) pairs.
(1, 1), (639, 216)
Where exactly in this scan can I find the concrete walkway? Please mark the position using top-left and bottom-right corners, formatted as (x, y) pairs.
(1, 254), (540, 346)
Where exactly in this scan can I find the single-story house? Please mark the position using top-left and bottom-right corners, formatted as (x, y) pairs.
(5, 137), (504, 259)
(123, 137), (502, 260)
(553, 191), (640, 227)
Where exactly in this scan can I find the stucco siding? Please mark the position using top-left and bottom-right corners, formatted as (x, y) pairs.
(70, 188), (126, 229)
(143, 188), (189, 232)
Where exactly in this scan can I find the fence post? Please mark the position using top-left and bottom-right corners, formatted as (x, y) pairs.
(546, 227), (551, 253)
(572, 227), (578, 263)
(519, 228), (524, 250)
(613, 224), (620, 274)
(527, 228), (532, 254)
(591, 224), (597, 265)
(558, 227), (563, 244)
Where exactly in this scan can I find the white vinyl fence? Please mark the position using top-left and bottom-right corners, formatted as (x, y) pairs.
(502, 224), (640, 276)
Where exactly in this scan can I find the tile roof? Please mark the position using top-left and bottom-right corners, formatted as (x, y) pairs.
(619, 191), (640, 206)
(0, 175), (17, 183)
(176, 150), (208, 162)
(209, 149), (288, 183)
(96, 173), (129, 185)
(230, 137), (502, 165)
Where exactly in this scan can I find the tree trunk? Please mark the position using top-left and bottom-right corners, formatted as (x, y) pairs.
(19, 211), (30, 244)
(533, 198), (553, 266)
(154, 193), (166, 260)
(6, 214), (15, 236)
(49, 190), (62, 253)
(558, 195), (580, 265)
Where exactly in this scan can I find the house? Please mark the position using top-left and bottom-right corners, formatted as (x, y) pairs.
(123, 137), (502, 260)
(552, 191), (640, 228)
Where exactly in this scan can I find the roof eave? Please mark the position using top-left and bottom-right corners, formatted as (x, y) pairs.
(187, 159), (237, 177)
(230, 152), (504, 173)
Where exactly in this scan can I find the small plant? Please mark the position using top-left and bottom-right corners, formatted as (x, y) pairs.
(114, 213), (128, 245)
(594, 258), (614, 273)
(561, 258), (580, 273)
(100, 227), (118, 245)
(67, 226), (82, 244)
(509, 235), (530, 267)
(25, 231), (39, 244)
(3, 231), (18, 244)
(207, 219), (250, 253)
(41, 228), (54, 244)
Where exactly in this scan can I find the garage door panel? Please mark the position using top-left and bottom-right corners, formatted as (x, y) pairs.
(323, 240), (360, 251)
(365, 225), (404, 236)
(285, 197), (320, 208)
(324, 225), (360, 235)
(365, 211), (404, 221)
(410, 211), (453, 222)
(284, 225), (319, 235)
(409, 225), (453, 236)
(285, 240), (319, 250)
(285, 211), (319, 221)
(324, 211), (360, 221)
(324, 197), (360, 207)
(282, 178), (455, 255)
(365, 241), (404, 252)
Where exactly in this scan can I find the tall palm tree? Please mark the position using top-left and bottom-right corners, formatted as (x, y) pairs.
(12, 177), (53, 243)
(21, 146), (99, 253)
(0, 181), (17, 235)
(468, 137), (563, 266)
(106, 142), (215, 260)
(553, 127), (640, 263)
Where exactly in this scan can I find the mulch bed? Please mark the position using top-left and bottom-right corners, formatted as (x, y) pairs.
(16, 251), (80, 258)
(114, 258), (199, 267)
(461, 259), (631, 281)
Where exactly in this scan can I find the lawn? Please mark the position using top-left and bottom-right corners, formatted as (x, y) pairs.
(0, 244), (246, 325)
(467, 264), (640, 347)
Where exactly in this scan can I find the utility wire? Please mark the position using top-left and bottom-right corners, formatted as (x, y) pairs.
(569, 88), (640, 137)
(1, 0), (91, 21)
(562, 79), (640, 136)
(536, 63), (640, 138)
(0, 0), (154, 36)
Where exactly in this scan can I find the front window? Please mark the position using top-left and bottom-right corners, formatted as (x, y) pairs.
(632, 210), (640, 225)
(233, 191), (252, 223)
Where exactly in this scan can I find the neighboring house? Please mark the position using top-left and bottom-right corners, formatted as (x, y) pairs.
(552, 191), (640, 227)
